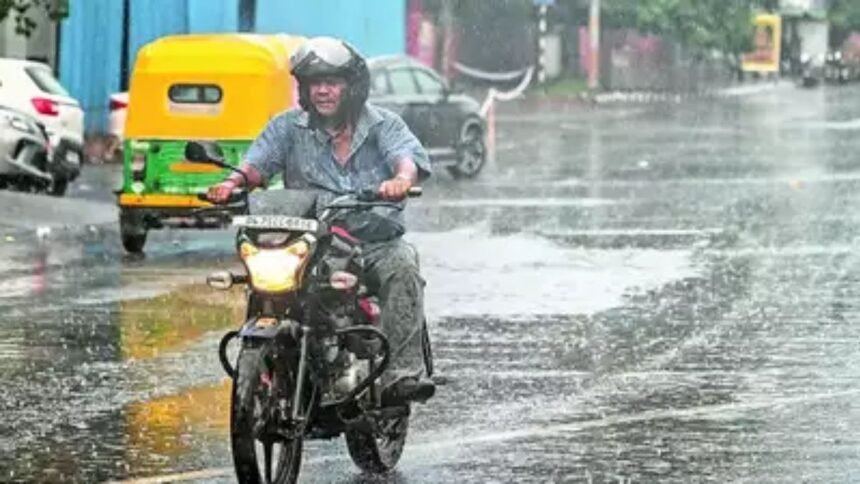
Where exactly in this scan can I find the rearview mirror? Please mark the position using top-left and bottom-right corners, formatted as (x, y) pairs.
(185, 140), (226, 166)
(206, 270), (234, 290)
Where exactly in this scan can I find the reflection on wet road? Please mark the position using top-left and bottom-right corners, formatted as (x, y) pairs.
(5, 84), (860, 482)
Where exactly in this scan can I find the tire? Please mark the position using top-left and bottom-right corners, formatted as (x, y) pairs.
(121, 232), (147, 254)
(120, 211), (147, 254)
(232, 344), (304, 484)
(422, 320), (434, 378)
(48, 178), (68, 197)
(447, 123), (486, 179)
(345, 413), (409, 474)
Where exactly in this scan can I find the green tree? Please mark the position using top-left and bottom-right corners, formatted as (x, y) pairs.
(0, 0), (68, 37)
(829, 0), (860, 47)
(601, 0), (757, 59)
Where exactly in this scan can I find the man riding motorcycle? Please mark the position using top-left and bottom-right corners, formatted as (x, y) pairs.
(207, 36), (435, 405)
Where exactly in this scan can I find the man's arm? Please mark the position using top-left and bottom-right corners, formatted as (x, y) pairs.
(378, 113), (431, 200)
(380, 157), (420, 200)
(393, 157), (419, 183)
(222, 163), (265, 189)
(208, 114), (290, 202)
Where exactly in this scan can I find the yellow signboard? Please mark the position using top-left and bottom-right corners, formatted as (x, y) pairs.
(742, 14), (782, 73)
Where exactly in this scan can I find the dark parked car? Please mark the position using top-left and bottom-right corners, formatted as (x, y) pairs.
(368, 56), (487, 178)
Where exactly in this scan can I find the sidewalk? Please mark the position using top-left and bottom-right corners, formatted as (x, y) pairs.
(590, 78), (795, 104)
(489, 77), (796, 117)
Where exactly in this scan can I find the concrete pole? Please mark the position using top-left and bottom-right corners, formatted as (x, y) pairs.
(486, 94), (496, 164)
(588, 0), (600, 90)
(538, 4), (548, 84)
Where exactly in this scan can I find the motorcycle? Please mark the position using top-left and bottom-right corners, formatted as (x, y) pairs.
(183, 141), (434, 483)
(799, 53), (824, 88)
(824, 51), (851, 84)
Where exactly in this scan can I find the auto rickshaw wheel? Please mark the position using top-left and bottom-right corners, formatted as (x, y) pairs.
(122, 232), (147, 254)
(120, 211), (148, 254)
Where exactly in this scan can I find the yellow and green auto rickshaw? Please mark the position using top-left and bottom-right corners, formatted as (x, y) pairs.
(117, 33), (305, 253)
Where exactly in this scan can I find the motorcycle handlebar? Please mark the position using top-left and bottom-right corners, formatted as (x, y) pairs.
(197, 190), (245, 205)
(197, 184), (422, 208)
(355, 186), (423, 202)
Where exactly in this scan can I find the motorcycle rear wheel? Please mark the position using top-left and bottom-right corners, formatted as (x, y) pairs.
(345, 411), (409, 473)
(231, 344), (304, 484)
(48, 177), (68, 197)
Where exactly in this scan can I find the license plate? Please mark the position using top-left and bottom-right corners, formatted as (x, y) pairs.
(233, 215), (319, 232)
(66, 151), (80, 164)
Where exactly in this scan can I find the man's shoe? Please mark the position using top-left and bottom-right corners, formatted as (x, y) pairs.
(381, 377), (436, 406)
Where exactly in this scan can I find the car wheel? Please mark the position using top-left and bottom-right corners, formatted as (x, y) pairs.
(447, 124), (486, 179)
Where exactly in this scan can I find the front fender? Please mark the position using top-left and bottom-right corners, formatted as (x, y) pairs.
(239, 317), (302, 340)
(239, 317), (281, 339)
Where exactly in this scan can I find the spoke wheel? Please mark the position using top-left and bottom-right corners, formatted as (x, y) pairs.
(231, 344), (304, 484)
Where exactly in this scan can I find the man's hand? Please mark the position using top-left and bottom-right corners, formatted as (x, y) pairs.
(207, 179), (239, 204)
(378, 174), (413, 201)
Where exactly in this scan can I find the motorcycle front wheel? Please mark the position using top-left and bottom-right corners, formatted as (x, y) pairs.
(231, 343), (304, 484)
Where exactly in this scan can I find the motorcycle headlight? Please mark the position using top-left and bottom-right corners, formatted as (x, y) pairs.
(4, 114), (35, 134)
(240, 240), (310, 293)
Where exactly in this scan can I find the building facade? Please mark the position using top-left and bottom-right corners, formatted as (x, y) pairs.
(779, 0), (831, 74)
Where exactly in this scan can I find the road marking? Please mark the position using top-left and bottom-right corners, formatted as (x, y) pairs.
(106, 467), (232, 484)
(411, 387), (860, 454)
(538, 228), (722, 237)
(805, 118), (860, 130)
(422, 197), (621, 208)
(111, 387), (860, 483)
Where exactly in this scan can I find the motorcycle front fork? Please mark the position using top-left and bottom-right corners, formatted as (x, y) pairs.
(291, 329), (309, 422)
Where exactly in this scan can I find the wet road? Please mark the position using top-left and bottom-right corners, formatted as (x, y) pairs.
(4, 82), (860, 483)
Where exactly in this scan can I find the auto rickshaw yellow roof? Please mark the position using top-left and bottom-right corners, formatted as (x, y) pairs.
(133, 33), (306, 74)
(125, 33), (306, 139)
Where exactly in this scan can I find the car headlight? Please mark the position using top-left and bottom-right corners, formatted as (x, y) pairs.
(240, 240), (310, 293)
(4, 114), (35, 134)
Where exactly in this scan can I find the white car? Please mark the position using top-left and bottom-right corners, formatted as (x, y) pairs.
(0, 58), (84, 153)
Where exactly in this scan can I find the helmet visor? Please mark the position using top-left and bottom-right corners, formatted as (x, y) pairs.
(291, 37), (353, 75)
